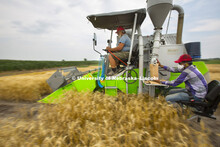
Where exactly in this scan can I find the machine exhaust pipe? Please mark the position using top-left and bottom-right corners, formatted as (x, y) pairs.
(172, 4), (184, 44)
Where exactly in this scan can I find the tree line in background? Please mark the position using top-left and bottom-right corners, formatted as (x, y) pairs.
(0, 58), (219, 72)
(0, 60), (98, 72)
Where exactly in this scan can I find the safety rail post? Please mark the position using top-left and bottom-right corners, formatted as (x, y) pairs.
(126, 13), (138, 94)
(137, 27), (144, 94)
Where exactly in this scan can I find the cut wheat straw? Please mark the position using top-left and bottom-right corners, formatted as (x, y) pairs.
(0, 91), (210, 146)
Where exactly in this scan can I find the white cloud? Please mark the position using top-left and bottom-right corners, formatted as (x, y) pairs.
(0, 0), (149, 60)
(174, 0), (195, 5)
(0, 0), (219, 60)
(199, 35), (220, 58)
(189, 19), (220, 32)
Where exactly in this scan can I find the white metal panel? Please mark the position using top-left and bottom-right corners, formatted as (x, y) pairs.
(158, 44), (187, 67)
(164, 34), (176, 44)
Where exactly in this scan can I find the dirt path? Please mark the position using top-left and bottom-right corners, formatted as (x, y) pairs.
(188, 106), (220, 146)
(0, 100), (41, 119)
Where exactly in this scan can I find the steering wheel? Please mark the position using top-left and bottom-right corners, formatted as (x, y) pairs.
(122, 69), (138, 84)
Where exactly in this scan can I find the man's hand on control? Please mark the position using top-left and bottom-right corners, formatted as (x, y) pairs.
(106, 46), (111, 50)
(157, 59), (164, 68)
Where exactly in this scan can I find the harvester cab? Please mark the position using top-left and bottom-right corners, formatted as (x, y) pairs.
(87, 8), (147, 80)
(40, 0), (211, 104)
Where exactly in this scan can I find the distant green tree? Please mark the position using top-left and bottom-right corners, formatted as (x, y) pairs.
(84, 58), (87, 62)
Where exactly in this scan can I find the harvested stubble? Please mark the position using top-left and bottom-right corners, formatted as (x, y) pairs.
(0, 71), (53, 101)
(206, 64), (220, 81)
(0, 91), (210, 146)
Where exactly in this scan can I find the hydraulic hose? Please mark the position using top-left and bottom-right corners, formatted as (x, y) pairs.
(97, 57), (105, 88)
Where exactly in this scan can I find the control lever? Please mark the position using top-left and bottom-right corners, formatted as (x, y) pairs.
(159, 71), (167, 76)
(103, 49), (110, 53)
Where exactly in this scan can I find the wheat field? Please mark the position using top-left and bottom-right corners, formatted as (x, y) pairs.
(0, 64), (218, 146)
(0, 92), (210, 146)
(0, 66), (98, 101)
(0, 65), (218, 102)
(0, 71), (53, 101)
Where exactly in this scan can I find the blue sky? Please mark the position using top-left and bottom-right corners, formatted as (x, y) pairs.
(0, 0), (220, 61)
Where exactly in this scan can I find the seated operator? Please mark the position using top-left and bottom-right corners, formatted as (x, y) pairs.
(155, 54), (208, 103)
(106, 26), (131, 76)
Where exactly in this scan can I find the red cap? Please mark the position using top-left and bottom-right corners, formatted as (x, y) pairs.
(174, 54), (192, 63)
(116, 26), (125, 33)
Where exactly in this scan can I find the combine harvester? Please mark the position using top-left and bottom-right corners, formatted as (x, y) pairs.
(39, 0), (210, 103)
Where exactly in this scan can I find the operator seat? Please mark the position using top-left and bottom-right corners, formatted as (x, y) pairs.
(118, 43), (139, 67)
(177, 80), (220, 122)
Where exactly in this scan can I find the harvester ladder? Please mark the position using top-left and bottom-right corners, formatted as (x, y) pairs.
(105, 80), (117, 96)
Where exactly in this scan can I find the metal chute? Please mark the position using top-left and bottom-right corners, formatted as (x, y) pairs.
(47, 67), (98, 91)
